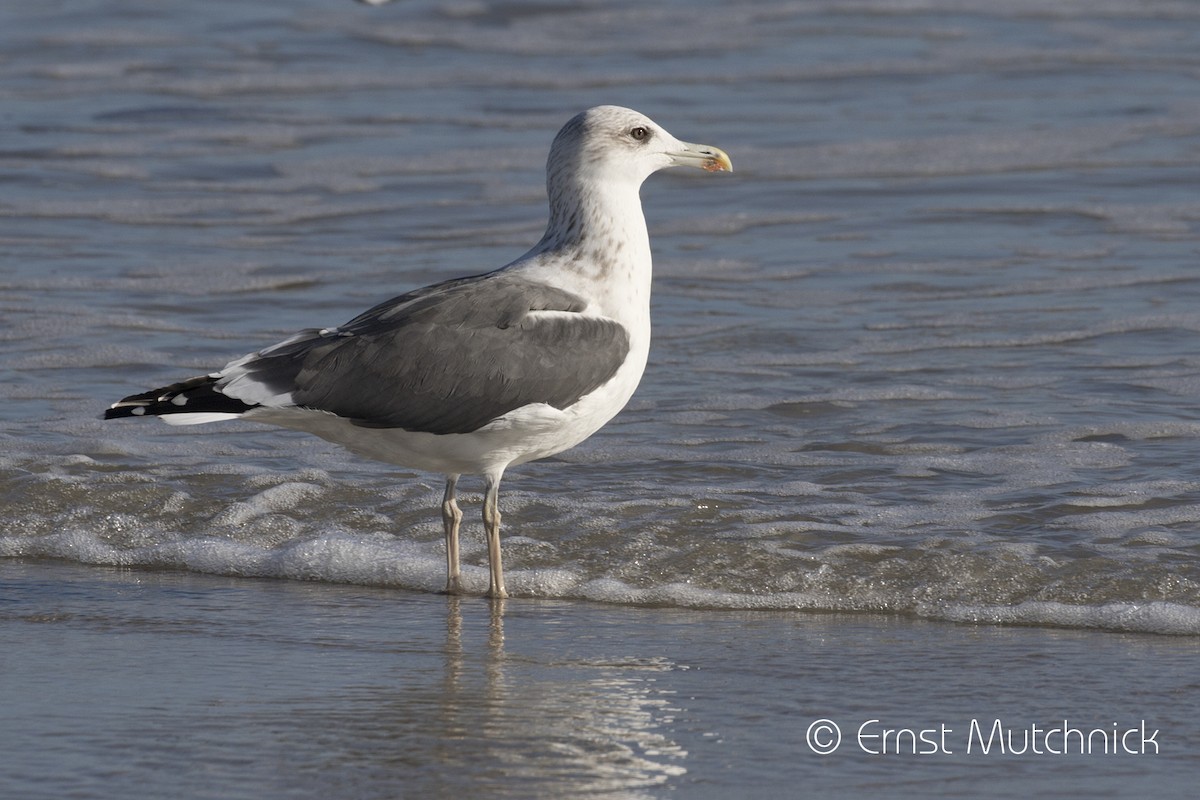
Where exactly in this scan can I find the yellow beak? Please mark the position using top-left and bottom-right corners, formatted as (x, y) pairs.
(669, 141), (733, 173)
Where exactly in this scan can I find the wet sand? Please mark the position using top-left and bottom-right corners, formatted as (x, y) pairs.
(3, 560), (1196, 798)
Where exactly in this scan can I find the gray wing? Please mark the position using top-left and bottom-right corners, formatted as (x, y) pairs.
(220, 272), (631, 435)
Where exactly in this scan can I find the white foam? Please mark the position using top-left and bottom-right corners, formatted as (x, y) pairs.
(927, 601), (1200, 637)
(209, 482), (327, 526)
(4, 515), (1199, 635)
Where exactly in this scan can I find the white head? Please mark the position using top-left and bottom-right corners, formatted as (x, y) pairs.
(546, 105), (732, 191)
(532, 106), (731, 257)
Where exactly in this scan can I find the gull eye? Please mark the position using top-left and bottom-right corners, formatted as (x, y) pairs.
(629, 126), (650, 142)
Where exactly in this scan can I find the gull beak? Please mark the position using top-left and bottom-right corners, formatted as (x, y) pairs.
(668, 141), (733, 173)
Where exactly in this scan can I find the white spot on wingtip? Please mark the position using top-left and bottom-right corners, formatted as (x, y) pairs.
(170, 395), (188, 406)
(131, 407), (146, 415)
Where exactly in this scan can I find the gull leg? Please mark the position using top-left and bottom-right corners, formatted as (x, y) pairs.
(482, 471), (508, 599)
(441, 474), (463, 595)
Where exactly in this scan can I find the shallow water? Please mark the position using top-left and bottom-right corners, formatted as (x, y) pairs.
(4, 0), (1199, 635)
(2, 0), (1200, 793)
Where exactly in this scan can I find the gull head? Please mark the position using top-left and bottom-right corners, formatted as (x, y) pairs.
(547, 105), (732, 190)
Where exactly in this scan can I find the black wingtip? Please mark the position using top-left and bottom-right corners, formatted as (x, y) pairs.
(102, 374), (257, 421)
(103, 403), (146, 420)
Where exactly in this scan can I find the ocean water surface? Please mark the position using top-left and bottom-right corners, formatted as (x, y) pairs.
(3, 0), (1200, 796)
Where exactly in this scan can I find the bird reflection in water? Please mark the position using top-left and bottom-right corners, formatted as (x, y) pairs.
(434, 596), (689, 795)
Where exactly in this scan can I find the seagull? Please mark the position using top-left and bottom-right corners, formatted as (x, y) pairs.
(105, 105), (732, 599)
